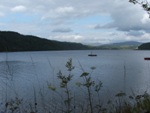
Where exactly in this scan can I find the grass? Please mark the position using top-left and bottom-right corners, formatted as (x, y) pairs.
(1, 58), (150, 113)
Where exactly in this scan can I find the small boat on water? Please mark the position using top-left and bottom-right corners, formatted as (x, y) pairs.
(88, 52), (97, 57)
(144, 57), (150, 60)
(88, 54), (97, 56)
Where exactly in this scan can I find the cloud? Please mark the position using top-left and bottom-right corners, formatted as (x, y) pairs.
(83, 0), (150, 33)
(41, 6), (76, 20)
(49, 34), (85, 42)
(55, 6), (74, 14)
(141, 13), (150, 24)
(1, 0), (150, 43)
(124, 32), (150, 43)
(52, 28), (72, 33)
(127, 30), (145, 36)
(0, 12), (4, 17)
(11, 5), (27, 12)
(93, 24), (111, 30)
(98, 0), (150, 33)
(93, 24), (102, 29)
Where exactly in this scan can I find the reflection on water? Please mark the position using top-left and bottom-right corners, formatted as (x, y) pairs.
(0, 50), (149, 112)
(0, 61), (24, 79)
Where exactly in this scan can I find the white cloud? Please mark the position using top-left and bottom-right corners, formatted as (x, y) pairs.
(49, 34), (85, 42)
(141, 13), (150, 24)
(11, 5), (27, 12)
(41, 6), (76, 20)
(55, 6), (74, 14)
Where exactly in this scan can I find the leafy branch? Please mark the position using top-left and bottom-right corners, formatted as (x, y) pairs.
(129, 0), (150, 17)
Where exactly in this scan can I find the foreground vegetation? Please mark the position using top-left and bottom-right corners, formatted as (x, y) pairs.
(1, 58), (150, 113)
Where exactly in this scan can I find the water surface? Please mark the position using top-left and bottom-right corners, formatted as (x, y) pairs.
(0, 50), (150, 111)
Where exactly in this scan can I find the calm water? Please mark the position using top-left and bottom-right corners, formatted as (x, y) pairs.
(0, 50), (150, 111)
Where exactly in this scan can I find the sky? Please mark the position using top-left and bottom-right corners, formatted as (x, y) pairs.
(0, 0), (150, 44)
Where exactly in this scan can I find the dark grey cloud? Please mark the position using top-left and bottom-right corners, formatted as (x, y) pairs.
(93, 24), (102, 29)
(126, 30), (145, 36)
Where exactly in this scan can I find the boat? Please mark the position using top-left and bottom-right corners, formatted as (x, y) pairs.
(88, 54), (97, 56)
(144, 57), (150, 60)
(88, 52), (97, 57)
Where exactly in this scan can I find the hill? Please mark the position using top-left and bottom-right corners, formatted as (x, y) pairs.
(0, 31), (91, 52)
(109, 41), (141, 46)
(98, 41), (142, 50)
(138, 42), (150, 50)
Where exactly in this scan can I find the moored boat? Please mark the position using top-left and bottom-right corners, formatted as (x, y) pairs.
(88, 54), (97, 56)
(88, 52), (97, 56)
(144, 57), (150, 60)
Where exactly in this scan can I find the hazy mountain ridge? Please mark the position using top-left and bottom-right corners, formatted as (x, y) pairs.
(107, 41), (142, 46)
(97, 41), (142, 50)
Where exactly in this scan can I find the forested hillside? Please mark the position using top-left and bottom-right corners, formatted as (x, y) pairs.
(138, 42), (150, 50)
(0, 31), (90, 52)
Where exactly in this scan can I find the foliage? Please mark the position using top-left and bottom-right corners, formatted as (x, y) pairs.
(4, 97), (23, 113)
(57, 59), (74, 113)
(48, 58), (74, 113)
(48, 59), (104, 113)
(105, 91), (150, 113)
(79, 74), (103, 113)
(129, 0), (150, 17)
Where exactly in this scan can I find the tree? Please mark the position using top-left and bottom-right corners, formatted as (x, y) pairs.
(129, 0), (150, 17)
